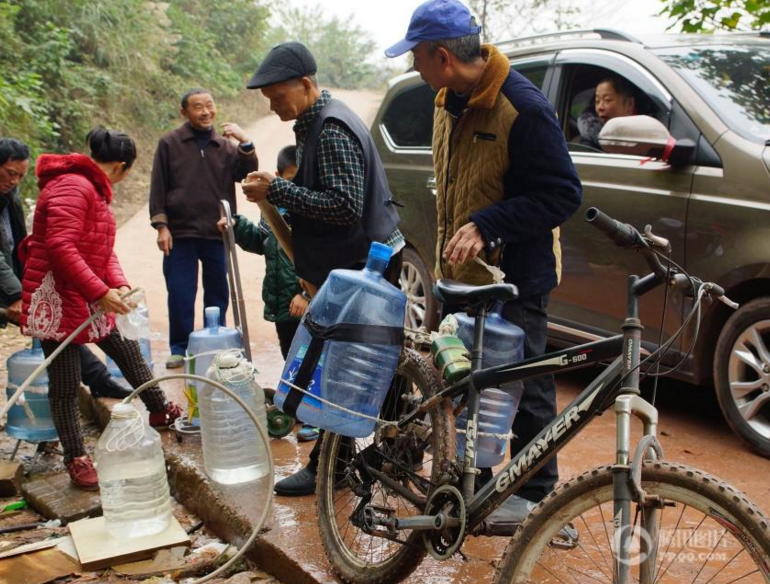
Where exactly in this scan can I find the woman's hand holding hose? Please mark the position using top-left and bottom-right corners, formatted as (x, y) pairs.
(98, 288), (131, 315)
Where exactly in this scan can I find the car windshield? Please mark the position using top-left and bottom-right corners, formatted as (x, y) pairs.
(654, 44), (770, 144)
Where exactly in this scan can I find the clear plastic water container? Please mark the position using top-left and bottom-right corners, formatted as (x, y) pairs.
(95, 402), (172, 538)
(454, 307), (525, 467)
(275, 242), (406, 437)
(107, 305), (153, 389)
(200, 351), (269, 484)
(5, 339), (58, 443)
(185, 306), (242, 422)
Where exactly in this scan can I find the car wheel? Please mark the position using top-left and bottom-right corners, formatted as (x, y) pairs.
(714, 298), (770, 458)
(400, 247), (438, 331)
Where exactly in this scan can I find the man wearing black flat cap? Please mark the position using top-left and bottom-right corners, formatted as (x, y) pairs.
(244, 41), (405, 497)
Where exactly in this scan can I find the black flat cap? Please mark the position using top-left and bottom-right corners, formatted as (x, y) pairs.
(247, 41), (317, 89)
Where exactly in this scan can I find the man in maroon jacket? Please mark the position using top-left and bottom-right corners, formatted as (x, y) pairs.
(149, 89), (257, 368)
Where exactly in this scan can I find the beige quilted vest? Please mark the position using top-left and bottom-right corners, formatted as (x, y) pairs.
(433, 45), (517, 285)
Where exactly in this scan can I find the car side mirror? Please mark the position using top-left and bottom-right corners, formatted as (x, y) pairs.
(598, 115), (695, 168)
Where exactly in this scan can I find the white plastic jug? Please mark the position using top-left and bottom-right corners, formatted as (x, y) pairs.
(200, 351), (268, 484)
(95, 402), (172, 538)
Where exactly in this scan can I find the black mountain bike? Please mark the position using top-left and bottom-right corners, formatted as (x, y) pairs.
(315, 208), (770, 584)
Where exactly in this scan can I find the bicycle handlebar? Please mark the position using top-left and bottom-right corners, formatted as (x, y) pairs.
(585, 207), (640, 248)
(584, 207), (736, 308)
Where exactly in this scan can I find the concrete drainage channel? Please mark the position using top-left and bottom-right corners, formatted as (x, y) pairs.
(80, 389), (322, 584)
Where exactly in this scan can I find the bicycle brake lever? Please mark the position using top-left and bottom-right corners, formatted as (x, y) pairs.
(718, 295), (740, 310)
(674, 275), (740, 310)
(643, 225), (671, 251)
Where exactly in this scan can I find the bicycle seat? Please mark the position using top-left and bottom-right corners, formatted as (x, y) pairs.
(432, 279), (518, 306)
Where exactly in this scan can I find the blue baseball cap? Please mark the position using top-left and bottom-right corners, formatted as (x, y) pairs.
(385, 0), (481, 58)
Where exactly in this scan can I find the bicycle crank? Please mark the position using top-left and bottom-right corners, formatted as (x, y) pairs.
(362, 503), (461, 534)
(422, 484), (466, 560)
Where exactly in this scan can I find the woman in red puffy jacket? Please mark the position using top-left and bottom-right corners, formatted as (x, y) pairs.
(20, 128), (181, 490)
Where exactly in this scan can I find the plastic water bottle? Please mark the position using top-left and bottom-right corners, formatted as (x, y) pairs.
(275, 242), (407, 437)
(5, 339), (58, 442)
(107, 305), (154, 389)
(200, 351), (269, 484)
(186, 306), (242, 422)
(95, 402), (172, 538)
(454, 307), (526, 467)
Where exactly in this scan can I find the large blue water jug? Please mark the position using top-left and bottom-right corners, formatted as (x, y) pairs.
(454, 306), (525, 467)
(5, 339), (58, 442)
(275, 242), (407, 437)
(185, 306), (242, 421)
(106, 306), (153, 389)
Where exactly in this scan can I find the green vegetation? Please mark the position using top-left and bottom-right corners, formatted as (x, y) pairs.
(660, 0), (770, 32)
(0, 0), (271, 201)
(263, 4), (383, 89)
(0, 0), (393, 208)
(469, 0), (583, 43)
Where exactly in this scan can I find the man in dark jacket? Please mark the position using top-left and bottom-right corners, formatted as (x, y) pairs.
(243, 42), (404, 496)
(0, 138), (130, 399)
(149, 89), (258, 368)
(387, 0), (582, 533)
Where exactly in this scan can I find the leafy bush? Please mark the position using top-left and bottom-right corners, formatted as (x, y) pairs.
(0, 0), (270, 201)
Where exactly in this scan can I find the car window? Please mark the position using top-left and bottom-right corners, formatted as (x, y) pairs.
(514, 63), (548, 89)
(381, 83), (437, 148)
(561, 65), (661, 153)
(654, 44), (770, 145)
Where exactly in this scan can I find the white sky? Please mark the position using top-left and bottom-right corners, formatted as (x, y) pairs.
(291, 0), (674, 57)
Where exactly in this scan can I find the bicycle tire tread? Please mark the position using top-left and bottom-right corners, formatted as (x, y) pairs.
(317, 348), (455, 584)
(494, 461), (770, 584)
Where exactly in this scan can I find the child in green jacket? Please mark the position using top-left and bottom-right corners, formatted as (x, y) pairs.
(228, 146), (318, 441)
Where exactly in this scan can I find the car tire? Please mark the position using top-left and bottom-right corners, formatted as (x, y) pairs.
(714, 297), (770, 458)
(400, 247), (439, 331)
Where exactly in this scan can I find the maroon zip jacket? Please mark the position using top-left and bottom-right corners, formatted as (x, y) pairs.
(149, 122), (258, 239)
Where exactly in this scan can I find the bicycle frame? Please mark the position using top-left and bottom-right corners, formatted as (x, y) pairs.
(397, 272), (665, 583)
(404, 330), (629, 527)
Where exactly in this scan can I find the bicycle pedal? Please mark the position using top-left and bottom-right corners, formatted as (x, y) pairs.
(549, 522), (579, 550)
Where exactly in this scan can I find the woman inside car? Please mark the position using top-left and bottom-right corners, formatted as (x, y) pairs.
(577, 75), (638, 149)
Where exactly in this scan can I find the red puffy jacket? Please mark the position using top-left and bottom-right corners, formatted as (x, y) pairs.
(20, 154), (129, 344)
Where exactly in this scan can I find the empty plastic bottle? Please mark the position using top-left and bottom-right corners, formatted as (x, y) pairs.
(275, 242), (407, 438)
(454, 306), (526, 467)
(95, 402), (172, 538)
(107, 305), (154, 389)
(200, 351), (269, 484)
(5, 339), (58, 443)
(185, 306), (242, 422)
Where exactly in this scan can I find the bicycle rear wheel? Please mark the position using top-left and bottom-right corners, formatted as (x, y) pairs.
(495, 462), (770, 584)
(316, 348), (455, 584)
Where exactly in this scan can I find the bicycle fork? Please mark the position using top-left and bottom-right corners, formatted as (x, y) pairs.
(614, 275), (665, 584)
(614, 393), (661, 584)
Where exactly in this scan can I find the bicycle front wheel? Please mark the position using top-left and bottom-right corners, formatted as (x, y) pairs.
(316, 348), (455, 584)
(495, 462), (770, 584)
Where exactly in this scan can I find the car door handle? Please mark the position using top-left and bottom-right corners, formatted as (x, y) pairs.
(427, 176), (437, 197)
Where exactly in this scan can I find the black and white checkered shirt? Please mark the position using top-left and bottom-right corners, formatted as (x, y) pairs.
(266, 90), (404, 251)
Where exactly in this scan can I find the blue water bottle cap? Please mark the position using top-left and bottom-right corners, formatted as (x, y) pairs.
(368, 242), (392, 263)
(204, 306), (220, 328)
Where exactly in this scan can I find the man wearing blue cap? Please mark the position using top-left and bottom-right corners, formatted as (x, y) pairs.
(387, 0), (582, 533)
(243, 41), (405, 496)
